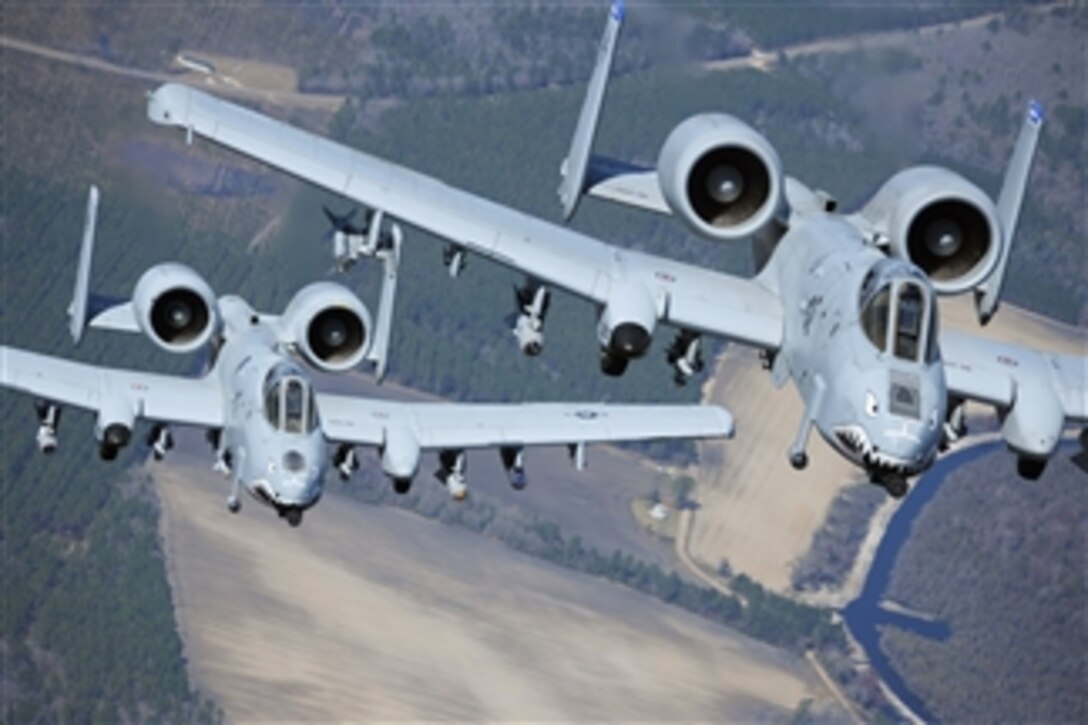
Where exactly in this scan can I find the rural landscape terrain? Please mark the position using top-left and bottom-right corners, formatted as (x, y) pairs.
(2, 1), (1084, 722)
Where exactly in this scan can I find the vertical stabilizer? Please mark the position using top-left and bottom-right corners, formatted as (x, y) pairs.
(975, 100), (1044, 325)
(558, 0), (624, 221)
(68, 185), (99, 345)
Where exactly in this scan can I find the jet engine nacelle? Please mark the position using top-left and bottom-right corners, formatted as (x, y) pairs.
(95, 396), (135, 461)
(132, 263), (219, 353)
(657, 113), (786, 242)
(281, 282), (372, 372)
(999, 381), (1063, 480)
(597, 281), (657, 375)
(381, 423), (420, 486)
(860, 166), (1002, 295)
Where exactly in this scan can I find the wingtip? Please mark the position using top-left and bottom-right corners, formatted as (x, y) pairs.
(715, 406), (736, 438)
(1028, 99), (1045, 125)
(610, 0), (625, 23)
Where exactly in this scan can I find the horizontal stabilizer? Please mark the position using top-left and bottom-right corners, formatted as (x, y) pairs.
(89, 301), (141, 334)
(558, 0), (624, 220)
(584, 155), (669, 215)
(974, 100), (1043, 325)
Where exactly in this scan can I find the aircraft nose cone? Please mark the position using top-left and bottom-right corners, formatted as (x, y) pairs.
(706, 164), (744, 204)
(320, 318), (348, 348)
(167, 301), (193, 329)
(924, 218), (962, 258)
(610, 323), (652, 359)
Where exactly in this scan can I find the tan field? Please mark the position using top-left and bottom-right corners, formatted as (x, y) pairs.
(155, 456), (843, 722)
(693, 297), (1085, 594)
(694, 347), (860, 594)
(174, 51), (299, 95)
(172, 53), (344, 113)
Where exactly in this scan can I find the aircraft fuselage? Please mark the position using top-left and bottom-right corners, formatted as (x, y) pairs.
(213, 296), (327, 518)
(770, 210), (946, 483)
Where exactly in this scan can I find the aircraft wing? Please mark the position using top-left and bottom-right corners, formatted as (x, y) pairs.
(940, 330), (1087, 423)
(146, 83), (784, 351)
(1, 345), (225, 428)
(316, 394), (734, 449)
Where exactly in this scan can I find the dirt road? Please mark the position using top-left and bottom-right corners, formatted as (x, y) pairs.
(0, 34), (343, 112)
(706, 3), (1065, 73)
(7, 4), (1063, 113)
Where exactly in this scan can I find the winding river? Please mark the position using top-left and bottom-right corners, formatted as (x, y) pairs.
(841, 441), (1003, 723)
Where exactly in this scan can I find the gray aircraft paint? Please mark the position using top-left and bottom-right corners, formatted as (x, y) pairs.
(2, 189), (733, 526)
(145, 3), (1085, 495)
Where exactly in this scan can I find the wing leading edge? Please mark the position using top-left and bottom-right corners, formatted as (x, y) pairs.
(316, 394), (733, 449)
(1, 345), (224, 428)
(146, 83), (784, 352)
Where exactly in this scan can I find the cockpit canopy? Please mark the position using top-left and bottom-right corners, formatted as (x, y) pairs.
(859, 259), (938, 364)
(263, 363), (317, 434)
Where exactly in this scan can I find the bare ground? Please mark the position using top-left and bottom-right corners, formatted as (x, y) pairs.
(173, 51), (298, 95)
(154, 456), (843, 722)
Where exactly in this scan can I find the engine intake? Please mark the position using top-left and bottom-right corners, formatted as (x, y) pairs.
(658, 113), (785, 241)
(597, 281), (657, 376)
(381, 423), (420, 490)
(281, 282), (372, 372)
(132, 263), (219, 353)
(309, 307), (366, 363)
(96, 396), (135, 461)
(860, 166), (1002, 295)
(1000, 377), (1062, 469)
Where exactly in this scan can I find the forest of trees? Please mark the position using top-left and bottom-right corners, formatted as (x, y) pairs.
(691, 0), (1002, 49)
(880, 447), (1086, 722)
(0, 167), (230, 721)
(2, 1), (1083, 721)
(792, 483), (885, 592)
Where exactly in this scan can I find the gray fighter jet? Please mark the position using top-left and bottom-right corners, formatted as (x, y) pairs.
(0, 188), (734, 526)
(145, 2), (1084, 496)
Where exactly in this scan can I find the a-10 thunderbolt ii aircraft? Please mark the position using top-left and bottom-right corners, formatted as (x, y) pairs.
(0, 187), (734, 527)
(145, 1), (1085, 497)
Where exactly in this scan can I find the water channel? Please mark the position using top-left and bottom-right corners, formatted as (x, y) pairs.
(842, 441), (1002, 723)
